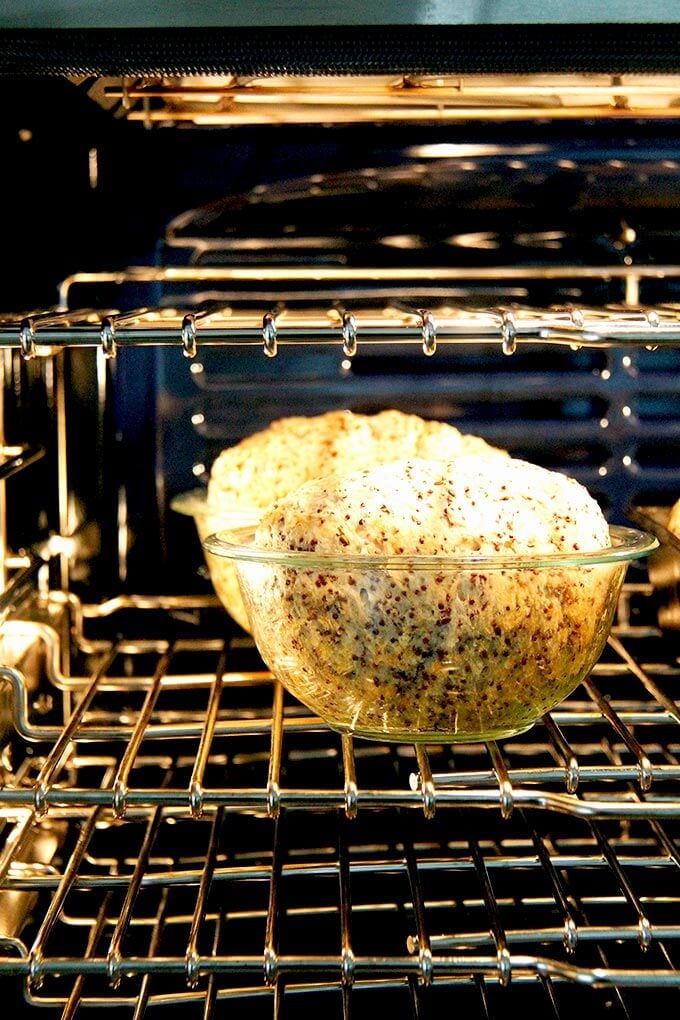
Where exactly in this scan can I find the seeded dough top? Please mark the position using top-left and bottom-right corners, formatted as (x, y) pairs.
(207, 409), (507, 513)
(256, 455), (610, 556)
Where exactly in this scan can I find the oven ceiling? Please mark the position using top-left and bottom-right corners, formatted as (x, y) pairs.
(0, 1), (678, 29)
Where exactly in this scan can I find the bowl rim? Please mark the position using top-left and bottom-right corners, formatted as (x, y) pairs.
(203, 523), (658, 571)
(170, 488), (261, 524)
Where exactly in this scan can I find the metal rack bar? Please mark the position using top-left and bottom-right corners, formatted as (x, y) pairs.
(60, 891), (113, 1020)
(3, 592), (680, 1009)
(106, 805), (165, 986)
(338, 815), (355, 1016)
(402, 832), (432, 988)
(341, 735), (358, 820)
(185, 805), (224, 988)
(425, 924), (680, 952)
(96, 73), (680, 130)
(132, 887), (171, 1020)
(2, 592), (680, 818)
(0, 444), (44, 484)
(188, 645), (228, 819)
(541, 715), (581, 794)
(5, 845), (680, 893)
(200, 898), (224, 1020)
(469, 839), (511, 987)
(2, 265), (680, 353)
(266, 681), (285, 819)
(50, 264), (680, 296)
(32, 643), (119, 816)
(0, 559), (42, 625)
(607, 632), (680, 726)
(0, 812), (41, 886)
(264, 813), (285, 988)
(582, 678), (654, 791)
(17, 973), (680, 1013)
(110, 646), (173, 818)
(589, 821), (653, 951)
(10, 805), (680, 1006)
(525, 817), (579, 955)
(28, 806), (102, 990)
(9, 951), (680, 985)
(5, 779), (680, 818)
(3, 316), (680, 351)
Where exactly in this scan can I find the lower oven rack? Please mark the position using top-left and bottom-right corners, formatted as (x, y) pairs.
(0, 584), (678, 1015)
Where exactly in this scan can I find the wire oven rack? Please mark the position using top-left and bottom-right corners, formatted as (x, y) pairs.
(0, 582), (678, 1016)
(3, 265), (680, 361)
(97, 74), (680, 127)
(2, 264), (680, 1015)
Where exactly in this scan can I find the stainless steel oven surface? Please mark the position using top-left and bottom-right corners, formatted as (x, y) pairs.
(3, 7), (680, 1018)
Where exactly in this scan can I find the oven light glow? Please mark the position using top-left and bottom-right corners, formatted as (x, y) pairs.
(88, 147), (99, 189)
(446, 231), (499, 249)
(406, 143), (548, 158)
(45, 534), (77, 557)
(117, 485), (128, 584)
(18, 128), (32, 143)
(380, 234), (423, 249)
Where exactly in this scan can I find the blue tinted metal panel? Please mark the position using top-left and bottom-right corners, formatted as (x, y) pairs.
(0, 0), (677, 29)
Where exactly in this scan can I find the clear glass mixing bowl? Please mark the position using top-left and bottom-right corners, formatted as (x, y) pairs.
(204, 524), (657, 743)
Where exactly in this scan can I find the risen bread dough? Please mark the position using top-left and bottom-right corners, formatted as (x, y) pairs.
(203, 410), (507, 632)
(206, 408), (507, 512)
(241, 456), (621, 740)
(257, 455), (610, 557)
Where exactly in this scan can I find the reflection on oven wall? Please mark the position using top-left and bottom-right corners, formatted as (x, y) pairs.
(4, 79), (680, 596)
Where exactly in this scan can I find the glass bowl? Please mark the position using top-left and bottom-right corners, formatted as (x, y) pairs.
(171, 489), (261, 632)
(204, 524), (657, 743)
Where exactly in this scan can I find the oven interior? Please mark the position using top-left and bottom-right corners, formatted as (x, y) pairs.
(2, 60), (680, 1017)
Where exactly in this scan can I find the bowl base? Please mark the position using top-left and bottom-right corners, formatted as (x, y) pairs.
(329, 719), (538, 744)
